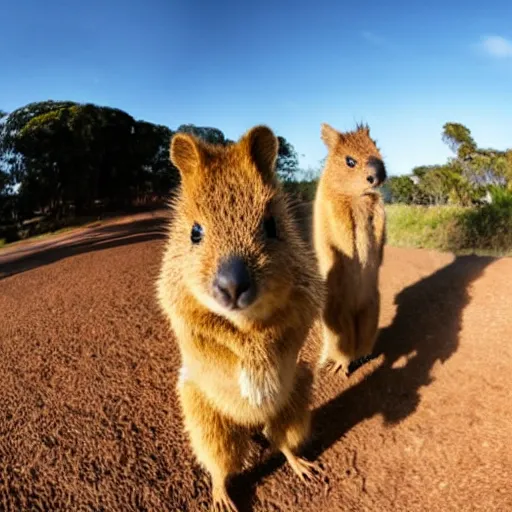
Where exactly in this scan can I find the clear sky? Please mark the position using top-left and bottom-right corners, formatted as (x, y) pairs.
(1, 0), (511, 175)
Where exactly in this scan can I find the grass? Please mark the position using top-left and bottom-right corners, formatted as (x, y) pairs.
(288, 180), (512, 257)
(385, 205), (464, 251)
(386, 201), (512, 257)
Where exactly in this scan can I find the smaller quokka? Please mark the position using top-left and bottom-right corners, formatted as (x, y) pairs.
(313, 122), (387, 375)
(157, 125), (325, 511)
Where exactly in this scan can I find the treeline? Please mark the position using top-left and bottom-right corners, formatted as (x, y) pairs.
(1, 101), (511, 250)
(383, 122), (512, 206)
(0, 100), (301, 241)
(381, 122), (512, 255)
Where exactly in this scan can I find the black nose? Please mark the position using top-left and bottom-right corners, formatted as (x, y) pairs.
(367, 156), (387, 185)
(212, 257), (257, 310)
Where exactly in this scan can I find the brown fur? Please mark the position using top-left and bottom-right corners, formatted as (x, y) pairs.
(157, 125), (325, 511)
(313, 122), (387, 375)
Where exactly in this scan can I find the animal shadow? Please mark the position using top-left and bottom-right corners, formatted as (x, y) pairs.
(229, 253), (494, 511)
(309, 253), (495, 457)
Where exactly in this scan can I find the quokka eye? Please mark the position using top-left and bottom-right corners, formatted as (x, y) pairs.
(263, 215), (278, 239)
(346, 156), (357, 168)
(190, 222), (204, 244)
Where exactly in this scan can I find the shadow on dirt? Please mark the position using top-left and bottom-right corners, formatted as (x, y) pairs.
(230, 253), (494, 511)
(0, 217), (169, 281)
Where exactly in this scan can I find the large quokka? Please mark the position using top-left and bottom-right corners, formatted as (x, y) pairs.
(313, 122), (387, 376)
(157, 125), (325, 511)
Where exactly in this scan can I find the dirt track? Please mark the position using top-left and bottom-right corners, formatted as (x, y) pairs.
(1, 210), (511, 511)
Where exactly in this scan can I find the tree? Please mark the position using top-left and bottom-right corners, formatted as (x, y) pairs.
(463, 149), (510, 188)
(11, 103), (147, 214)
(135, 121), (178, 194)
(505, 150), (512, 191)
(1, 100), (180, 219)
(1, 101), (76, 177)
(438, 122), (511, 202)
(442, 122), (477, 158)
(176, 124), (227, 145)
(0, 109), (9, 189)
(387, 175), (418, 204)
(411, 165), (434, 179)
(419, 166), (457, 205)
(276, 136), (300, 182)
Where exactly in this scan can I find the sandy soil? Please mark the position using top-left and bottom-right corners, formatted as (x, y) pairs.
(0, 210), (511, 511)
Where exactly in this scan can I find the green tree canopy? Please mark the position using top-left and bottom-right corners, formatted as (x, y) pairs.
(387, 175), (418, 204)
(442, 122), (477, 159)
(1, 100), (178, 218)
(276, 136), (300, 182)
(176, 124), (227, 146)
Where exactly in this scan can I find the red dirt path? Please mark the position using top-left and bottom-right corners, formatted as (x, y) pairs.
(1, 210), (511, 511)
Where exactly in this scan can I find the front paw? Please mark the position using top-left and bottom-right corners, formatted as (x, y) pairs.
(238, 367), (280, 407)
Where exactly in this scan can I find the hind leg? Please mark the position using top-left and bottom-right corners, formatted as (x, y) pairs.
(318, 309), (356, 376)
(355, 295), (380, 360)
(178, 378), (249, 512)
(263, 365), (323, 483)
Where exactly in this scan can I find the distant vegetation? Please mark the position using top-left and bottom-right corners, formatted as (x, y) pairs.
(1, 102), (511, 254)
(0, 100), (302, 242)
(382, 122), (512, 256)
(386, 198), (512, 256)
(291, 122), (512, 256)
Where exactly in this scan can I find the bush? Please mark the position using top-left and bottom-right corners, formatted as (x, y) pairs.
(386, 189), (512, 256)
(0, 223), (20, 243)
(454, 187), (512, 253)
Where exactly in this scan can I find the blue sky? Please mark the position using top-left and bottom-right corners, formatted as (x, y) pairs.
(1, 0), (511, 175)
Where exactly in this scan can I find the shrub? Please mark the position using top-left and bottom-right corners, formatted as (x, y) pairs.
(385, 189), (512, 256)
(453, 187), (512, 253)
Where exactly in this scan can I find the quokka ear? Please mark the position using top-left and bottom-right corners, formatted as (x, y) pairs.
(321, 122), (343, 149)
(170, 132), (205, 178)
(240, 125), (279, 182)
